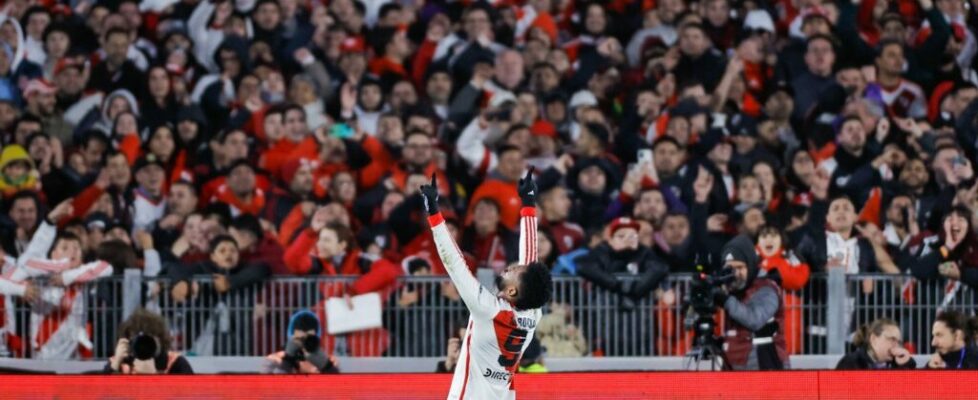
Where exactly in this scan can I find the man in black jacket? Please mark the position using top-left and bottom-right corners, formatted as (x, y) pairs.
(576, 217), (669, 356)
(577, 217), (669, 311)
(167, 235), (271, 355)
(87, 28), (145, 94)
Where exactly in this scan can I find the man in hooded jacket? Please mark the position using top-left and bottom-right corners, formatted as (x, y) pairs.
(714, 235), (788, 370)
(263, 310), (338, 374)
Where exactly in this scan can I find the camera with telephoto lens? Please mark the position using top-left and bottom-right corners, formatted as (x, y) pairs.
(282, 334), (322, 371)
(301, 335), (321, 355)
(689, 266), (736, 314)
(686, 266), (736, 343)
(129, 332), (160, 361)
(286, 335), (321, 361)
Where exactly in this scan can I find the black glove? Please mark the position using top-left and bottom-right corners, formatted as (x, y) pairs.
(518, 167), (537, 206)
(419, 173), (440, 215)
(756, 321), (779, 338)
(712, 286), (730, 306)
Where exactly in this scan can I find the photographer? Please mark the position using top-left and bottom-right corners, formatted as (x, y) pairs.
(836, 318), (915, 370)
(714, 235), (788, 370)
(264, 310), (338, 374)
(105, 309), (193, 374)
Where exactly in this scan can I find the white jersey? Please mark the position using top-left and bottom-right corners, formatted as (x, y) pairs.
(878, 80), (927, 119)
(7, 221), (113, 359)
(430, 207), (541, 400)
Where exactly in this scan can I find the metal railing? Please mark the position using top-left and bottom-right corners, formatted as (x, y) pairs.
(848, 274), (976, 354)
(1, 269), (971, 359)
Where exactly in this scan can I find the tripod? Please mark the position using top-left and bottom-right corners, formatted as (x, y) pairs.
(683, 314), (732, 371)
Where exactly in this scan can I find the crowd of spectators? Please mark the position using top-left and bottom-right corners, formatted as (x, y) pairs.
(0, 0), (976, 366)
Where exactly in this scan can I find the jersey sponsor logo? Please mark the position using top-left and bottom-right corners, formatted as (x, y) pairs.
(483, 368), (512, 382)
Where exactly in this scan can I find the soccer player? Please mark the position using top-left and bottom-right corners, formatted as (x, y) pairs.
(420, 169), (552, 400)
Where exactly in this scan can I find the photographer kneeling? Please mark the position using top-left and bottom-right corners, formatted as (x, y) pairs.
(264, 310), (339, 374)
(715, 236), (788, 370)
(105, 309), (193, 374)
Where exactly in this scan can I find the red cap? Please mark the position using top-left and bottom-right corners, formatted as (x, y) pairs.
(340, 36), (366, 54)
(607, 217), (641, 236)
(530, 12), (559, 44)
(53, 58), (83, 76)
(280, 158), (318, 184)
(530, 120), (557, 138)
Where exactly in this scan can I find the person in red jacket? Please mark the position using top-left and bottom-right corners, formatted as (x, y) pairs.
(282, 207), (401, 355)
(357, 113), (403, 190)
(756, 225), (811, 355)
(466, 145), (526, 230)
(282, 207), (402, 296)
(386, 131), (449, 195)
(260, 105), (319, 177)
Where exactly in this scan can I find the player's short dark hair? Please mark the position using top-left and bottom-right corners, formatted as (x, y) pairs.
(514, 262), (552, 310)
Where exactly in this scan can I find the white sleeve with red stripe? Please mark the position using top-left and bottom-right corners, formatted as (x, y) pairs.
(457, 118), (497, 173)
(0, 277), (26, 296)
(429, 213), (501, 319)
(513, 5), (538, 39)
(518, 206), (538, 265)
(16, 220), (57, 269)
(8, 258), (74, 282)
(59, 261), (113, 286)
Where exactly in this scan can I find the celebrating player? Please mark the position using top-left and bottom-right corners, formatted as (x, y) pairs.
(420, 169), (552, 400)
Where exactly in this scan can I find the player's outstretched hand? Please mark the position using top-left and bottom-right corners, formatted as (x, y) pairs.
(518, 166), (537, 206)
(420, 173), (440, 216)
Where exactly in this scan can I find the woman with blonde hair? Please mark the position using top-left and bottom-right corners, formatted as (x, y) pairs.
(836, 318), (915, 369)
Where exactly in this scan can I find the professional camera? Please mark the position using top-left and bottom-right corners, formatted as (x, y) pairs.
(300, 335), (321, 355)
(280, 334), (322, 372)
(684, 265), (735, 370)
(285, 335), (321, 361)
(129, 332), (160, 361)
(688, 266), (736, 315)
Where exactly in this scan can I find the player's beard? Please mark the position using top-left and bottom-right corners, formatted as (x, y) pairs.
(494, 274), (505, 292)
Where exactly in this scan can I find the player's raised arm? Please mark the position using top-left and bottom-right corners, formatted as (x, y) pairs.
(517, 167), (538, 265)
(420, 174), (500, 319)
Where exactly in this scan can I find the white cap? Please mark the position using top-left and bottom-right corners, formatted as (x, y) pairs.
(743, 10), (775, 33)
(569, 90), (598, 109)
